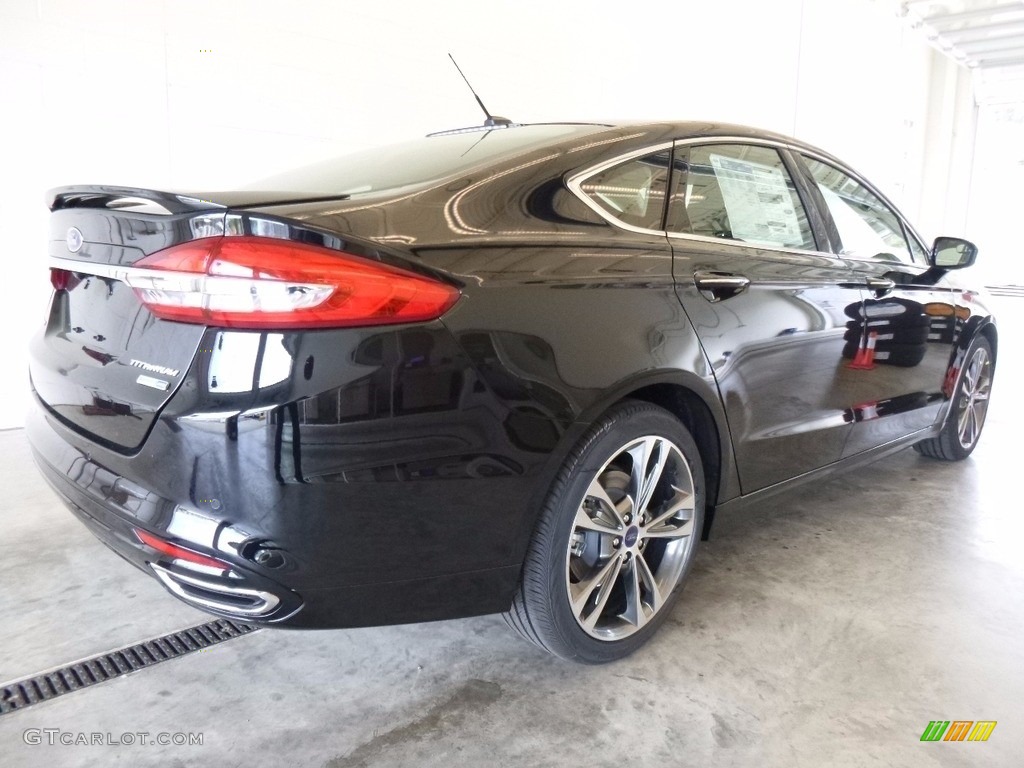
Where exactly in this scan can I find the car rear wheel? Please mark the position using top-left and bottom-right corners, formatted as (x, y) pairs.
(505, 400), (704, 663)
(914, 336), (993, 461)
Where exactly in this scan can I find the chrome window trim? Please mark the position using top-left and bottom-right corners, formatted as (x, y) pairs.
(566, 136), (842, 260)
(565, 141), (675, 237)
(665, 230), (830, 259)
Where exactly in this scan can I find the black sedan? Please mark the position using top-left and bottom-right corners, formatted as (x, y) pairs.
(29, 121), (996, 663)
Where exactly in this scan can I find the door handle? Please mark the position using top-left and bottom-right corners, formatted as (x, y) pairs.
(694, 270), (750, 302)
(866, 277), (895, 297)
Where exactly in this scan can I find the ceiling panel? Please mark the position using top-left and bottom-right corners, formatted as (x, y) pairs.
(899, 0), (1024, 102)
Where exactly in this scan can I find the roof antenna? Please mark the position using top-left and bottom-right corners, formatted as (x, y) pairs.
(448, 53), (512, 128)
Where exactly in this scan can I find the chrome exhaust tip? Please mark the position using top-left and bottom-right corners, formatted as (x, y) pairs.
(150, 563), (282, 618)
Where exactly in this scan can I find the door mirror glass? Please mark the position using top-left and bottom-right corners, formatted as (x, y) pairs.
(931, 237), (978, 269)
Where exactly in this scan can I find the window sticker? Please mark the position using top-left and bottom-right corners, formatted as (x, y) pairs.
(709, 153), (803, 247)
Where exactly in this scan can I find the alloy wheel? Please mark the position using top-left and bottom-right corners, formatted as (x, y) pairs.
(565, 435), (696, 641)
(957, 346), (992, 450)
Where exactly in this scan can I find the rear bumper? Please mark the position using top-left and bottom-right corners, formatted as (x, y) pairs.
(24, 322), (560, 628)
(28, 403), (524, 627)
(28, 414), (303, 623)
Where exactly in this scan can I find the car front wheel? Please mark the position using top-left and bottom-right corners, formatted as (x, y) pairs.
(914, 335), (994, 461)
(505, 400), (705, 663)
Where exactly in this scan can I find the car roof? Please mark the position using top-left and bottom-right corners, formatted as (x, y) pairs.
(221, 121), (851, 213)
(441, 120), (849, 175)
(567, 119), (837, 157)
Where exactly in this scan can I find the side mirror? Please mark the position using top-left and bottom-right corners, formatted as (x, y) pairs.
(931, 236), (978, 270)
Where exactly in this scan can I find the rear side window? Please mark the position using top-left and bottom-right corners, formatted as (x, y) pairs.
(665, 144), (815, 250)
(577, 149), (673, 230)
(802, 156), (912, 262)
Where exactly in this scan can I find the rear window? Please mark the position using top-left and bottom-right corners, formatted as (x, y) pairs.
(242, 124), (605, 198)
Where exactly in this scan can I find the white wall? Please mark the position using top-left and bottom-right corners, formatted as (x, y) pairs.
(0, 0), (977, 428)
(966, 103), (1024, 289)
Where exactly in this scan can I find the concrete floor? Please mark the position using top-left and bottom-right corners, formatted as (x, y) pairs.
(1, 298), (1022, 767)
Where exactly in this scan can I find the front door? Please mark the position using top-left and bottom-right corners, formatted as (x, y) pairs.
(794, 154), (960, 456)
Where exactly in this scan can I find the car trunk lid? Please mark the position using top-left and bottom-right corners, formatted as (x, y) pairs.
(29, 189), (239, 452)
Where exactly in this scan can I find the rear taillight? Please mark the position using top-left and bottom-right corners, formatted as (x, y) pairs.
(125, 236), (459, 329)
(50, 268), (71, 291)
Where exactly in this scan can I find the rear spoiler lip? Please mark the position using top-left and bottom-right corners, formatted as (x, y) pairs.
(47, 185), (226, 214)
(47, 185), (353, 213)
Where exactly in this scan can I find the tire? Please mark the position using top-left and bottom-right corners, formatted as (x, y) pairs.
(843, 326), (930, 345)
(504, 400), (705, 663)
(914, 336), (994, 461)
(841, 340), (926, 366)
(874, 342), (927, 368)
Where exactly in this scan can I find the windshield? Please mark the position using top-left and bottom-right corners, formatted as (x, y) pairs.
(242, 124), (607, 198)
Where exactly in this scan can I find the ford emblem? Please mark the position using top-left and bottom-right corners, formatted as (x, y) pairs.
(66, 227), (84, 253)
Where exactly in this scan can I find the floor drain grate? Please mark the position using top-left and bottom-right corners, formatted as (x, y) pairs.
(0, 619), (257, 716)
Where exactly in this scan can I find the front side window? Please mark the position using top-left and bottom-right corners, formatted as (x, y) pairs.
(802, 156), (912, 263)
(907, 233), (930, 265)
(578, 149), (672, 230)
(665, 143), (815, 251)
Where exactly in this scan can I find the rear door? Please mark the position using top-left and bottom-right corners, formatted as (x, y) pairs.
(794, 154), (960, 455)
(665, 141), (864, 493)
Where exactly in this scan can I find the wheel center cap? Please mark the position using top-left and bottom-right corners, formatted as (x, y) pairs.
(624, 525), (639, 548)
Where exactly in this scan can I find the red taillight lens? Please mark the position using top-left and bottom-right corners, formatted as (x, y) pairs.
(126, 236), (459, 329)
(50, 267), (71, 291)
(135, 528), (230, 571)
